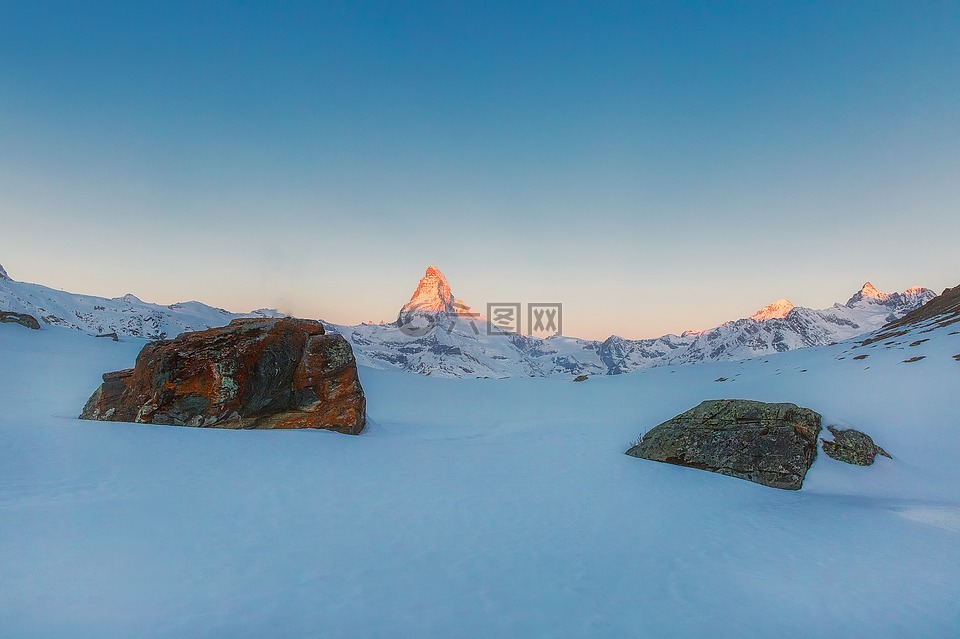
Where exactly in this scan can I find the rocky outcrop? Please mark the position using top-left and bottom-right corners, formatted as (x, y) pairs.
(877, 283), (960, 334)
(821, 427), (891, 466)
(626, 399), (822, 490)
(0, 311), (40, 330)
(80, 318), (366, 434)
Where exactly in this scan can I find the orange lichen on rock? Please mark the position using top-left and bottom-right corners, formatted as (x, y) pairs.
(80, 318), (366, 434)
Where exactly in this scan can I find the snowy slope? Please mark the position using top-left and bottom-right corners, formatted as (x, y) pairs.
(0, 263), (282, 339)
(1, 309), (958, 637)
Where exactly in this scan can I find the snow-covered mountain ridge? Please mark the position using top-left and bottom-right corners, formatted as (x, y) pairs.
(0, 261), (936, 377)
(333, 267), (936, 377)
(0, 263), (282, 340)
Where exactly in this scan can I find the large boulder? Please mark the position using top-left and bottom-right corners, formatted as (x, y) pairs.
(80, 318), (366, 434)
(821, 427), (891, 466)
(626, 399), (821, 490)
(0, 311), (40, 330)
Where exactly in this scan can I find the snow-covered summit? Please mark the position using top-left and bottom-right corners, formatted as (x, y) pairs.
(846, 281), (891, 305)
(397, 265), (474, 319)
(0, 262), (9, 281)
(749, 299), (795, 321)
(842, 282), (935, 315)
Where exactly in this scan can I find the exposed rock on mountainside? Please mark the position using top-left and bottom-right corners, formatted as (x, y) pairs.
(0, 263), (10, 281)
(80, 318), (366, 434)
(879, 284), (960, 333)
(821, 427), (891, 466)
(0, 311), (40, 330)
(625, 399), (822, 490)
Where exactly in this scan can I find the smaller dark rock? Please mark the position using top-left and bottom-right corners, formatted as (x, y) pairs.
(714, 377), (728, 382)
(902, 356), (925, 363)
(96, 332), (120, 342)
(821, 427), (891, 466)
(573, 374), (589, 382)
(852, 354), (869, 360)
(0, 311), (40, 330)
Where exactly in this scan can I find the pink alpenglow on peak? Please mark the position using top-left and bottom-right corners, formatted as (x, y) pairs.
(900, 286), (933, 304)
(749, 299), (795, 322)
(859, 282), (889, 300)
(847, 282), (892, 305)
(845, 282), (934, 307)
(398, 266), (476, 318)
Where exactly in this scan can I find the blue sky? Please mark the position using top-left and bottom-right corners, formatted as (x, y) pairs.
(1, 1), (958, 339)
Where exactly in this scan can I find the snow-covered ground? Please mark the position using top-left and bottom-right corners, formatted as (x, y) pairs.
(1, 322), (958, 638)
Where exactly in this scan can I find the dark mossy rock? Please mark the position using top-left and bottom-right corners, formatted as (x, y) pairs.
(573, 374), (589, 382)
(0, 311), (40, 330)
(626, 399), (822, 490)
(821, 427), (891, 466)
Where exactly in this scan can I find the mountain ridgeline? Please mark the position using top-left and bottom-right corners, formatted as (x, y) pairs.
(334, 267), (936, 377)
(0, 263), (282, 340)
(0, 262), (938, 378)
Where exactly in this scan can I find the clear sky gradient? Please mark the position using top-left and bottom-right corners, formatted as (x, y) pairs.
(1, 1), (958, 339)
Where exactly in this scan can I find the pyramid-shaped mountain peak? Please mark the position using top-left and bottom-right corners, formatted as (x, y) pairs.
(397, 266), (476, 321)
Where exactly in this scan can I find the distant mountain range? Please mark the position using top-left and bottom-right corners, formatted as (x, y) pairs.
(0, 261), (937, 377)
(0, 263), (281, 340)
(334, 267), (935, 377)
